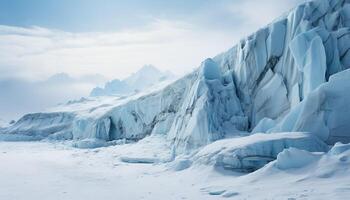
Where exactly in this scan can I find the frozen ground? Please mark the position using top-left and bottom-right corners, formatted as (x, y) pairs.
(0, 141), (349, 200)
(0, 141), (210, 200)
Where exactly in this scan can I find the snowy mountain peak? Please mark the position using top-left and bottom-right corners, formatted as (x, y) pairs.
(46, 73), (74, 83)
(90, 65), (175, 97)
(137, 64), (161, 74)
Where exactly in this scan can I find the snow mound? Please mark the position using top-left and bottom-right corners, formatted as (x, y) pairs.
(276, 148), (322, 170)
(215, 143), (350, 199)
(329, 142), (350, 155)
(194, 132), (328, 172)
(120, 156), (159, 164)
(117, 135), (174, 163)
(72, 139), (109, 149)
(168, 157), (193, 171)
(263, 143), (350, 179)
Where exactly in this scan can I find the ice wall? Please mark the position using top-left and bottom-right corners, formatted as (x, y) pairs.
(74, 59), (246, 153)
(269, 69), (350, 144)
(213, 0), (350, 139)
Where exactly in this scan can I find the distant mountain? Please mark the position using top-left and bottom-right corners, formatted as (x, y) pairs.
(90, 65), (175, 97)
(46, 73), (74, 84)
(46, 73), (107, 85)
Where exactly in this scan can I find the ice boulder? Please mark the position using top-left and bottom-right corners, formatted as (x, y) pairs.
(276, 147), (322, 170)
(194, 132), (328, 172)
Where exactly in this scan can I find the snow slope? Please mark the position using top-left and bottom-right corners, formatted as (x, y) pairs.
(199, 143), (350, 199)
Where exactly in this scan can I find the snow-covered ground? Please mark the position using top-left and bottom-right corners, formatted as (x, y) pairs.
(1, 140), (349, 200)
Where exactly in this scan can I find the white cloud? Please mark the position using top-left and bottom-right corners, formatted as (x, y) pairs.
(0, 0), (305, 81)
(229, 0), (304, 25)
(223, 0), (306, 37)
(0, 20), (236, 81)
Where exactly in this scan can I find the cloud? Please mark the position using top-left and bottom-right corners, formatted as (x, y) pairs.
(0, 0), (305, 81)
(186, 0), (306, 40)
(0, 20), (232, 80)
(0, 73), (107, 121)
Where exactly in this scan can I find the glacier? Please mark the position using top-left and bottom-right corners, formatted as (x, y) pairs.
(1, 0), (350, 174)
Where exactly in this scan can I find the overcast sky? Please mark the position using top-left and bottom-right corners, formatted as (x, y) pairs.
(0, 0), (305, 121)
(0, 0), (305, 81)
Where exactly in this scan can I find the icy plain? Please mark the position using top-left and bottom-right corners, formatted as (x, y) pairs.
(0, 140), (350, 200)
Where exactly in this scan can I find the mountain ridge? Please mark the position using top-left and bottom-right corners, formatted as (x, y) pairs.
(90, 65), (175, 97)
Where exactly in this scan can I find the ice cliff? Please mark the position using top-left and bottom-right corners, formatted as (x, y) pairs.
(1, 0), (350, 170)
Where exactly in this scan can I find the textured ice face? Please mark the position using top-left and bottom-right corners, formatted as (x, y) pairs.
(213, 0), (350, 143)
(269, 69), (350, 144)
